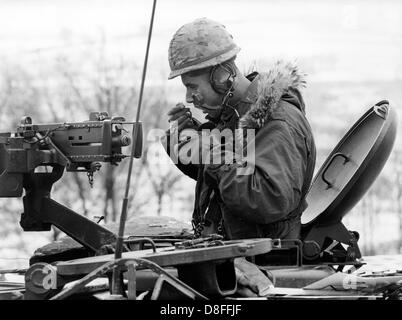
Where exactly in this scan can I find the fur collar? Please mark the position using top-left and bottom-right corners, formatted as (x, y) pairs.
(239, 61), (306, 130)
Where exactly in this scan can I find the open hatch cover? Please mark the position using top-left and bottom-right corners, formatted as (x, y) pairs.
(301, 100), (398, 227)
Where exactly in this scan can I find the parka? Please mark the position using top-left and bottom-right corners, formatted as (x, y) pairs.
(164, 61), (316, 240)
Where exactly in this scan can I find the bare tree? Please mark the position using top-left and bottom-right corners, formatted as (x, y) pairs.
(52, 44), (186, 222)
(0, 37), (191, 255)
(394, 150), (402, 253)
(0, 65), (55, 249)
(53, 50), (140, 222)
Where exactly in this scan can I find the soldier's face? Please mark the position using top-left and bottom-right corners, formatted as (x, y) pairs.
(181, 72), (222, 119)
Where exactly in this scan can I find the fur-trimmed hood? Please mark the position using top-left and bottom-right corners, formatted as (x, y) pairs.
(239, 61), (307, 130)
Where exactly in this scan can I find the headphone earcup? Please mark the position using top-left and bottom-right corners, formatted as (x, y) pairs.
(212, 81), (230, 94)
(210, 64), (235, 94)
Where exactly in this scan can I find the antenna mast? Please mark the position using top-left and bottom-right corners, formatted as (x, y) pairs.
(111, 0), (157, 295)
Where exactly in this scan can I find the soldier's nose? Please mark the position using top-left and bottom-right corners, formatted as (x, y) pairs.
(186, 92), (193, 104)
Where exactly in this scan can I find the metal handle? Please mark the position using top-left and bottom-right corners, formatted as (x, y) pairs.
(321, 152), (350, 189)
(125, 237), (157, 253)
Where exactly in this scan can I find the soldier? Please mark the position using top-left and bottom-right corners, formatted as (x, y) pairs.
(162, 17), (317, 297)
(164, 17), (316, 244)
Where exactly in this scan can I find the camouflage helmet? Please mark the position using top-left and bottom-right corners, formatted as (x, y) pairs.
(168, 18), (241, 79)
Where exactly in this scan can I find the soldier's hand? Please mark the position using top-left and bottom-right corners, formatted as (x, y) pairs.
(168, 103), (200, 131)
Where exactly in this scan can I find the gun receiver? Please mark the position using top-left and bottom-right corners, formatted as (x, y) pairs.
(0, 112), (133, 252)
(0, 111), (131, 197)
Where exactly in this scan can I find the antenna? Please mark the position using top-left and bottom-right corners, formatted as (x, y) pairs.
(111, 0), (157, 295)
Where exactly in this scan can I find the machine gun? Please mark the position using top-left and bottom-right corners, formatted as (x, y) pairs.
(0, 112), (134, 252)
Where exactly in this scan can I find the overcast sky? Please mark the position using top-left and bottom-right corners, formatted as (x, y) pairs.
(0, 0), (401, 83)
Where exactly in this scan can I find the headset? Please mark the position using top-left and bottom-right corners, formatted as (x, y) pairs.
(210, 62), (237, 95)
(209, 62), (239, 118)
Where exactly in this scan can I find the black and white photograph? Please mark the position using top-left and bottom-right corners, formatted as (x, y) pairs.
(0, 0), (402, 309)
